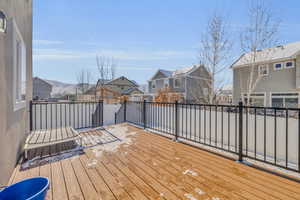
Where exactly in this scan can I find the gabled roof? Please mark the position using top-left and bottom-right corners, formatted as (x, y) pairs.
(121, 87), (144, 95)
(105, 76), (139, 87)
(150, 65), (203, 80)
(33, 77), (53, 88)
(149, 69), (173, 80)
(159, 69), (173, 77)
(172, 65), (197, 76)
(232, 41), (300, 68)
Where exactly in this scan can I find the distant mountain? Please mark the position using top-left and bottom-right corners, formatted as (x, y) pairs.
(44, 79), (94, 97)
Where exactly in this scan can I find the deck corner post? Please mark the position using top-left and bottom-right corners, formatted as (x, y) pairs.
(124, 100), (127, 122)
(174, 100), (178, 141)
(115, 112), (117, 125)
(29, 100), (33, 131)
(143, 100), (146, 129)
(238, 101), (243, 162)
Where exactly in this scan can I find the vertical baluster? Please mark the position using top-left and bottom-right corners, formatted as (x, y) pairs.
(274, 109), (277, 165)
(286, 109), (289, 168)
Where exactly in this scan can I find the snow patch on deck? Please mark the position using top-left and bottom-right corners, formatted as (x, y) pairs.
(91, 125), (137, 157)
(195, 188), (205, 195)
(182, 169), (198, 176)
(184, 193), (198, 200)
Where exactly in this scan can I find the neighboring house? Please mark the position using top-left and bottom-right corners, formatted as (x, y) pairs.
(147, 65), (211, 103)
(76, 85), (96, 101)
(0, 1), (32, 185)
(33, 77), (52, 100)
(216, 84), (233, 105)
(123, 88), (144, 101)
(95, 76), (142, 103)
(232, 41), (300, 108)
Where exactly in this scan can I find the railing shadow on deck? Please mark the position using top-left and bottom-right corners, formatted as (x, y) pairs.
(115, 100), (300, 175)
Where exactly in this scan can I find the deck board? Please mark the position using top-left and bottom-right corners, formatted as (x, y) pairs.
(9, 124), (300, 200)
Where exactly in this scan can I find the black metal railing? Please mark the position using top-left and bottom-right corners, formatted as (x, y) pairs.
(115, 100), (300, 173)
(115, 103), (125, 124)
(30, 101), (103, 131)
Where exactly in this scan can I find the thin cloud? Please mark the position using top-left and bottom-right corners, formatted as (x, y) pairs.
(33, 48), (195, 61)
(33, 40), (64, 45)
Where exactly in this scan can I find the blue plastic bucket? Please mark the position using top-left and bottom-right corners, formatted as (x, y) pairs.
(0, 177), (49, 200)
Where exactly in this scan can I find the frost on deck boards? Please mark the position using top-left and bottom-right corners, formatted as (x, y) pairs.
(9, 124), (300, 200)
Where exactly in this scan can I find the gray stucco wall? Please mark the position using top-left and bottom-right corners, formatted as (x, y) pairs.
(0, 0), (32, 185)
(233, 58), (298, 106)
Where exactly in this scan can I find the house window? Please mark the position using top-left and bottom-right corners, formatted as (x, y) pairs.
(13, 20), (26, 110)
(243, 93), (265, 106)
(258, 65), (268, 76)
(151, 81), (156, 89)
(273, 63), (283, 70)
(271, 93), (298, 108)
(174, 78), (181, 88)
(285, 61), (294, 68)
(164, 79), (169, 88)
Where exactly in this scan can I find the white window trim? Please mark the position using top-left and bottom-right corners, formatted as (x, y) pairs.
(284, 61), (295, 69)
(242, 92), (266, 106)
(273, 63), (283, 71)
(173, 78), (181, 88)
(12, 19), (26, 111)
(258, 65), (269, 76)
(270, 92), (299, 108)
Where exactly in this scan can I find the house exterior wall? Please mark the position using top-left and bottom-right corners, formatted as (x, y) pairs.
(186, 77), (210, 103)
(0, 0), (32, 185)
(233, 58), (298, 106)
(148, 66), (211, 103)
(33, 78), (52, 100)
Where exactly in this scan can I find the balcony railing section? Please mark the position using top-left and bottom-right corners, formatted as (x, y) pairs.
(30, 101), (103, 131)
(115, 100), (300, 173)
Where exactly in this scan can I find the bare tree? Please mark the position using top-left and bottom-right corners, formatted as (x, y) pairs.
(197, 13), (232, 103)
(239, 0), (280, 105)
(76, 68), (92, 94)
(96, 55), (117, 87)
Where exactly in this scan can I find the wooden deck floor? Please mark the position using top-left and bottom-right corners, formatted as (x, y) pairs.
(8, 124), (300, 200)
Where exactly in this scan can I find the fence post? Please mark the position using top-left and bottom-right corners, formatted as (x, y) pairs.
(29, 101), (33, 131)
(115, 112), (117, 125)
(174, 101), (178, 141)
(143, 100), (146, 129)
(101, 101), (104, 126)
(238, 101), (243, 162)
(124, 100), (127, 122)
(98, 100), (103, 127)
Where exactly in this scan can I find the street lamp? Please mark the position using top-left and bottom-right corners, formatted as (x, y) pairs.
(0, 11), (7, 33)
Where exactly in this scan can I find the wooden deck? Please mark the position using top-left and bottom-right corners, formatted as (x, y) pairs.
(8, 124), (300, 200)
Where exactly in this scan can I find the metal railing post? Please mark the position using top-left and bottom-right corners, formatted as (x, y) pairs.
(124, 100), (127, 122)
(174, 101), (178, 141)
(29, 101), (33, 131)
(143, 100), (146, 129)
(115, 112), (117, 125)
(238, 101), (243, 162)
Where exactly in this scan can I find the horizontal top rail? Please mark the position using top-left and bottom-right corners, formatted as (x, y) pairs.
(31, 100), (103, 105)
(126, 100), (300, 110)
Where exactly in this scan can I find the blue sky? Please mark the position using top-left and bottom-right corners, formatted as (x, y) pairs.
(33, 0), (300, 85)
